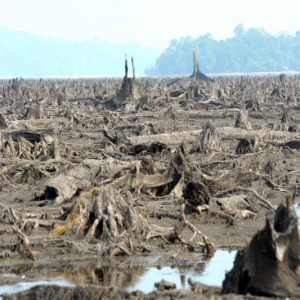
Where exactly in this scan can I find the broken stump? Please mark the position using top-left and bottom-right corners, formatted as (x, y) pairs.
(222, 196), (300, 297)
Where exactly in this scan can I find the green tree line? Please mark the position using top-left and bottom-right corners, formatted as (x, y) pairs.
(146, 25), (300, 75)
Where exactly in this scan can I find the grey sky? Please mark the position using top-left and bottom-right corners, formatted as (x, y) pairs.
(0, 0), (299, 49)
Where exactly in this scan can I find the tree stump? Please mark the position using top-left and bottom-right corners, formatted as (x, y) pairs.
(119, 55), (140, 100)
(23, 104), (42, 120)
(287, 93), (297, 106)
(281, 109), (290, 126)
(183, 181), (211, 213)
(246, 98), (261, 111)
(0, 114), (8, 129)
(235, 138), (254, 154)
(199, 121), (222, 153)
(235, 110), (252, 131)
(222, 197), (300, 297)
(279, 73), (286, 85)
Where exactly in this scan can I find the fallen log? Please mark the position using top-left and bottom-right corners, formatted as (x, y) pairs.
(39, 159), (102, 205)
(129, 127), (300, 145)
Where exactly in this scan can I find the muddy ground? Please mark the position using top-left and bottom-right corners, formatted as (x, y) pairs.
(0, 74), (300, 298)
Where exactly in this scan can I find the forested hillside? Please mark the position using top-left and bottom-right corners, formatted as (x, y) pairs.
(146, 25), (300, 75)
(0, 26), (161, 77)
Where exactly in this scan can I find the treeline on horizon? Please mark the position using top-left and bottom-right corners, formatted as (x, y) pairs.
(0, 25), (160, 78)
(146, 24), (300, 76)
(1, 24), (300, 78)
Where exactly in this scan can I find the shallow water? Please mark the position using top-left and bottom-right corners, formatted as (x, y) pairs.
(127, 250), (236, 293)
(0, 250), (236, 296)
(1, 204), (299, 296)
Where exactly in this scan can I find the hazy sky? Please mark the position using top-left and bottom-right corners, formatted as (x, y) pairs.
(0, 0), (299, 49)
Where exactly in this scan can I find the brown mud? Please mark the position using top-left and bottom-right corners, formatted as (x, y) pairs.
(1, 73), (300, 298)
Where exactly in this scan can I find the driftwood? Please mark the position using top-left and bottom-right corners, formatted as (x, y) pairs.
(246, 98), (261, 111)
(222, 196), (300, 297)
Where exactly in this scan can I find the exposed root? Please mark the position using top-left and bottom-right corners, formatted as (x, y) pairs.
(51, 187), (214, 255)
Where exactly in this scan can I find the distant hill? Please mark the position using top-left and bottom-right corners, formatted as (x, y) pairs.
(0, 25), (161, 78)
(146, 25), (300, 76)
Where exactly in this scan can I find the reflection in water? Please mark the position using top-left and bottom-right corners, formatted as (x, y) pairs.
(1, 206), (300, 296)
(0, 250), (236, 295)
(0, 258), (147, 289)
(127, 250), (237, 293)
(195, 250), (237, 286)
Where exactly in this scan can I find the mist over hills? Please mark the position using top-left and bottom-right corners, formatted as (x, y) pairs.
(0, 25), (161, 78)
(147, 25), (300, 76)
(1, 24), (300, 78)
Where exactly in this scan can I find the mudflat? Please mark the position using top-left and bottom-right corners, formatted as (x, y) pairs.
(0, 75), (300, 299)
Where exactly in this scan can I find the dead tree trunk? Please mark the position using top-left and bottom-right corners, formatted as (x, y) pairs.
(119, 55), (140, 100)
(222, 197), (300, 297)
(192, 47), (200, 78)
(190, 47), (213, 82)
(129, 126), (300, 146)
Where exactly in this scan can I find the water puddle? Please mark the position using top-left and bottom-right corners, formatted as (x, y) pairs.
(127, 250), (236, 293)
(2, 204), (300, 296)
(0, 250), (236, 296)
